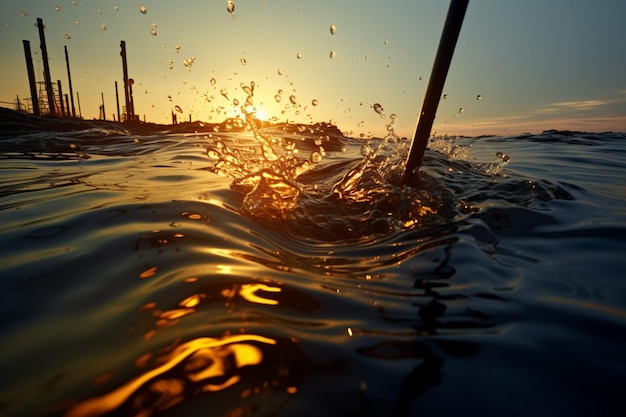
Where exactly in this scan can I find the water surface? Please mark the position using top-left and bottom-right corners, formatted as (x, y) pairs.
(1, 118), (625, 417)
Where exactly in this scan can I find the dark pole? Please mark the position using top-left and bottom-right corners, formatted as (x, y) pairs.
(36, 18), (56, 116)
(64, 94), (69, 115)
(22, 40), (40, 115)
(57, 80), (65, 116)
(115, 81), (121, 123)
(76, 91), (82, 118)
(64, 46), (76, 117)
(101, 92), (106, 120)
(128, 78), (135, 121)
(400, 0), (469, 186)
(120, 41), (131, 122)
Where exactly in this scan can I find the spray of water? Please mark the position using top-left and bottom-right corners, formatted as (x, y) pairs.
(205, 82), (508, 240)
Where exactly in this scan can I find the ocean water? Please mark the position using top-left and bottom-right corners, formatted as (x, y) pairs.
(1, 114), (625, 417)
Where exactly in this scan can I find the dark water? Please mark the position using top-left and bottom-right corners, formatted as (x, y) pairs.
(1, 118), (626, 417)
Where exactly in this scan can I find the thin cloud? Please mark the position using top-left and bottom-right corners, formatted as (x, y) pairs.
(438, 114), (626, 136)
(549, 99), (614, 111)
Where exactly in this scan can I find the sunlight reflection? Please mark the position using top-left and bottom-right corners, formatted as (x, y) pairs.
(239, 283), (282, 305)
(64, 335), (275, 417)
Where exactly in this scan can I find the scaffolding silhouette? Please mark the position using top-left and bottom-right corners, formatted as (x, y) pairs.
(36, 80), (64, 116)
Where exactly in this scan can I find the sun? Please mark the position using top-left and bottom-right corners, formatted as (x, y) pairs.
(254, 108), (268, 121)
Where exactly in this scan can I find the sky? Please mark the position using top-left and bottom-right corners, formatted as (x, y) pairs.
(1, 0), (625, 137)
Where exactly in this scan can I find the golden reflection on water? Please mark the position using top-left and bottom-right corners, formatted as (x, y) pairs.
(64, 335), (276, 417)
(70, 278), (290, 416)
(239, 283), (282, 305)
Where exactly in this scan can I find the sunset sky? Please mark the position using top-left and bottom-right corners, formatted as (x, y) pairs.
(1, 0), (625, 137)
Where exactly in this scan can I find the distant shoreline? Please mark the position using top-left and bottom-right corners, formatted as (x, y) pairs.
(2, 107), (618, 139)
(0, 107), (345, 138)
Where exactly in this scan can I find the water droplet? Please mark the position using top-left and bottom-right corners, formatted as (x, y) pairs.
(330, 24), (336, 35)
(220, 88), (229, 100)
(174, 45), (181, 53)
(139, 5), (147, 14)
(114, 6), (119, 11)
(226, 0), (235, 19)
(55, 5), (61, 12)
(458, 107), (464, 114)
(329, 50), (336, 59)
(361, 143), (373, 157)
(384, 40), (389, 45)
(174, 105), (183, 113)
(168, 59), (174, 70)
(150, 28), (157, 36)
(233, 98), (239, 106)
(310, 152), (322, 163)
(101, 23), (107, 30)
(20, 9), (27, 17)
(278, 89), (283, 95)
(476, 94), (482, 100)
(64, 33), (71, 39)
(209, 77), (216, 85)
(389, 113), (397, 121)
(240, 57), (247, 66)
(296, 53), (302, 59)
(183, 57), (196, 70)
(311, 99), (318, 106)
(442, 94), (448, 100)
(372, 103), (384, 118)
(277, 68), (283, 75)
(274, 95), (282, 103)
(74, 19), (80, 25)
(289, 95), (297, 105)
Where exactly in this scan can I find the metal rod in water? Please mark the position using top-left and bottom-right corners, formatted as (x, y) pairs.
(400, 0), (469, 186)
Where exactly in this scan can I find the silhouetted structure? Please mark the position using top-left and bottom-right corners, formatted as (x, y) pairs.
(100, 92), (106, 120)
(115, 81), (121, 122)
(64, 46), (76, 117)
(57, 80), (65, 117)
(120, 41), (136, 122)
(76, 91), (82, 118)
(36, 81), (62, 115)
(22, 40), (39, 116)
(36, 18), (56, 117)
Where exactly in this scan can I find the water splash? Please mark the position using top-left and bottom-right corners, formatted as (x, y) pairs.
(206, 108), (457, 239)
(481, 152), (510, 176)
